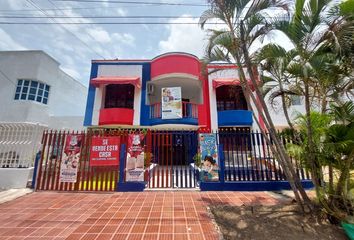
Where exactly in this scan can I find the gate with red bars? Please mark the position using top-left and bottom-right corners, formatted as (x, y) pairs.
(147, 131), (198, 189)
(35, 130), (125, 191)
(35, 129), (199, 191)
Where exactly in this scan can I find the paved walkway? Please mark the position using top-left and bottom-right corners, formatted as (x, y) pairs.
(0, 191), (286, 240)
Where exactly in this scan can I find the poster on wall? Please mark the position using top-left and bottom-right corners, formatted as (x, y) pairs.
(125, 134), (145, 182)
(59, 134), (83, 183)
(161, 87), (182, 119)
(90, 136), (120, 166)
(199, 133), (219, 182)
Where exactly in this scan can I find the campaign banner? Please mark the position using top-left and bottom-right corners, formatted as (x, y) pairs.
(161, 87), (182, 119)
(125, 134), (145, 182)
(90, 136), (120, 166)
(60, 134), (83, 183)
(199, 133), (219, 182)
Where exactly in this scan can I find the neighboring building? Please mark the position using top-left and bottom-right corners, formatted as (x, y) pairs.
(0, 50), (87, 130)
(83, 52), (283, 130)
(0, 50), (87, 189)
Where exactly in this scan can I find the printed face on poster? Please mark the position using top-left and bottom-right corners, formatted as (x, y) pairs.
(90, 136), (120, 166)
(199, 133), (219, 182)
(125, 134), (145, 182)
(161, 87), (182, 119)
(60, 134), (83, 183)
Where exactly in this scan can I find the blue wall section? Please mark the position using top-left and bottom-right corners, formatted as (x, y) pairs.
(218, 110), (253, 126)
(140, 63), (151, 126)
(83, 63), (98, 126)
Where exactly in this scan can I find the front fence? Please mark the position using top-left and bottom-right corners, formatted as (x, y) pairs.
(36, 130), (121, 191)
(34, 128), (311, 192)
(0, 123), (46, 168)
(217, 129), (310, 182)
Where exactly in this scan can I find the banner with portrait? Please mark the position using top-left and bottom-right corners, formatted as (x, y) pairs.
(161, 87), (182, 119)
(199, 133), (219, 182)
(125, 134), (145, 182)
(59, 134), (83, 183)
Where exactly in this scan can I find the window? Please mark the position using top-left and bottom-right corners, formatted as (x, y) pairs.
(104, 84), (134, 109)
(14, 79), (50, 105)
(216, 85), (248, 111)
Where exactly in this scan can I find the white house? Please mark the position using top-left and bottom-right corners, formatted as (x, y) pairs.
(0, 50), (87, 189)
(0, 50), (87, 129)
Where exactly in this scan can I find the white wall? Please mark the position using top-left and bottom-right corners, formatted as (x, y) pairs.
(0, 51), (87, 129)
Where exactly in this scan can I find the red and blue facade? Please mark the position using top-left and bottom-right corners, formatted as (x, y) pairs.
(84, 52), (253, 130)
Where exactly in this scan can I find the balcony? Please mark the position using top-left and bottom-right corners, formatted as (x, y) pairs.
(149, 102), (198, 125)
(217, 110), (253, 126)
(99, 108), (134, 125)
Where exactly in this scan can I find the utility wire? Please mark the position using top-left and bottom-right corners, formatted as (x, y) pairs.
(53, 0), (208, 6)
(25, 0), (105, 59)
(0, 21), (230, 24)
(46, 0), (109, 58)
(0, 15), (201, 18)
(0, 68), (17, 86)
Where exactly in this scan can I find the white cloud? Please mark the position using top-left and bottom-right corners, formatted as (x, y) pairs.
(87, 28), (112, 43)
(112, 33), (135, 47)
(0, 28), (27, 50)
(115, 8), (127, 16)
(158, 15), (207, 58)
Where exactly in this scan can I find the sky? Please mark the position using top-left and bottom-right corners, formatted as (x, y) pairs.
(0, 0), (211, 86)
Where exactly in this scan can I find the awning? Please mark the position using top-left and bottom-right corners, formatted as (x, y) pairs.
(212, 78), (255, 91)
(90, 76), (141, 88)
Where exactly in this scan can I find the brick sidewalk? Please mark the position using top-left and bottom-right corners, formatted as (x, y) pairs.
(0, 191), (285, 240)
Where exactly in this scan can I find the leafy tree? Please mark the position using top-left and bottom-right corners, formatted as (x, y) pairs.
(200, 0), (312, 210)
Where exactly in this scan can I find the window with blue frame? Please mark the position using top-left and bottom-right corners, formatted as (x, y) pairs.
(14, 79), (50, 105)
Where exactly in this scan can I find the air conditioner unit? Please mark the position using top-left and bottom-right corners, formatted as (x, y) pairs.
(147, 83), (154, 95)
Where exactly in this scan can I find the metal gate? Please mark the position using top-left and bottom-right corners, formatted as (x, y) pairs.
(35, 130), (120, 191)
(147, 131), (198, 189)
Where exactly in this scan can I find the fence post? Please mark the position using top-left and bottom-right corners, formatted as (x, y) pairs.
(118, 144), (126, 187)
(219, 144), (225, 184)
(31, 150), (41, 189)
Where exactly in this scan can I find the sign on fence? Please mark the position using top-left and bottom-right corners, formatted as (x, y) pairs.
(199, 133), (219, 181)
(59, 134), (83, 183)
(126, 134), (145, 182)
(90, 136), (120, 166)
(161, 87), (182, 119)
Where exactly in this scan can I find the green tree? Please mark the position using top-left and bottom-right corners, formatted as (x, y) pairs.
(200, 0), (312, 210)
(271, 0), (354, 201)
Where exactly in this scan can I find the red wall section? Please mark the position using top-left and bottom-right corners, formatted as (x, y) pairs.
(151, 54), (200, 79)
(99, 108), (134, 125)
(198, 73), (211, 130)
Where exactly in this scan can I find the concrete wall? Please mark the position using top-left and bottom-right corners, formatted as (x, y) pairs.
(0, 51), (87, 129)
(0, 168), (33, 189)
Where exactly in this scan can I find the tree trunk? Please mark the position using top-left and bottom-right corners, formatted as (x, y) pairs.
(279, 81), (294, 130)
(239, 21), (312, 209)
(304, 80), (322, 193)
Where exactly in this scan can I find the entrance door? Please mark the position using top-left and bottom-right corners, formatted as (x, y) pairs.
(148, 131), (198, 189)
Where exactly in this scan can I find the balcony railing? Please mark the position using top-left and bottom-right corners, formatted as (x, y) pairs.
(99, 108), (134, 125)
(217, 110), (253, 126)
(150, 102), (198, 119)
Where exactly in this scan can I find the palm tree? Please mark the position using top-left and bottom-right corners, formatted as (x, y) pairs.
(272, 0), (354, 195)
(257, 44), (301, 130)
(200, 0), (312, 210)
